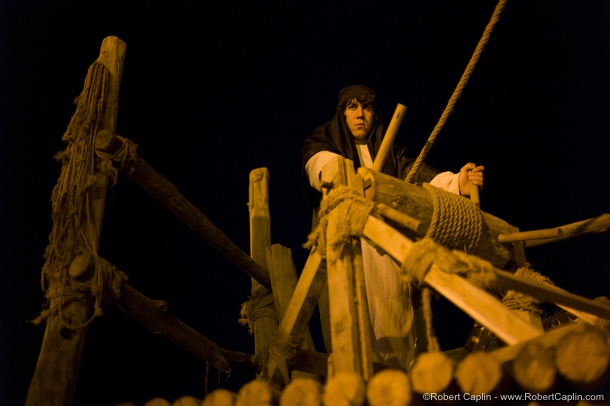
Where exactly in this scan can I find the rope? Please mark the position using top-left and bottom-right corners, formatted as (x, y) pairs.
(424, 183), (483, 253)
(98, 133), (138, 185)
(238, 293), (277, 334)
(36, 61), (119, 329)
(303, 186), (376, 259)
(405, 0), (508, 183)
(402, 238), (498, 351)
(263, 327), (304, 385)
(502, 265), (553, 315)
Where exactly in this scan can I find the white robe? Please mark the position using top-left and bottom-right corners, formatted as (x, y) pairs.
(305, 149), (460, 368)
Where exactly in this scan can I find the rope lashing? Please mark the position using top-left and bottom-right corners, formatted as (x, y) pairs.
(424, 183), (483, 253)
(303, 186), (376, 259)
(37, 61), (115, 329)
(405, 0), (508, 184)
(401, 238), (498, 352)
(502, 265), (553, 316)
(401, 238), (497, 289)
(33, 255), (128, 327)
(263, 327), (304, 385)
(98, 132), (138, 185)
(239, 293), (278, 335)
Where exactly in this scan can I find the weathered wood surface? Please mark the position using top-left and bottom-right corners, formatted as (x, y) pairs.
(512, 340), (557, 393)
(323, 161), (374, 380)
(114, 282), (232, 373)
(264, 250), (327, 386)
(494, 269), (610, 321)
(518, 213), (610, 248)
(26, 36), (126, 406)
(266, 244), (319, 381)
(95, 130), (271, 289)
(359, 166), (519, 270)
(248, 168), (277, 376)
(410, 351), (455, 394)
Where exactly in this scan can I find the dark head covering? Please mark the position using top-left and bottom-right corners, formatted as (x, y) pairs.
(301, 85), (439, 209)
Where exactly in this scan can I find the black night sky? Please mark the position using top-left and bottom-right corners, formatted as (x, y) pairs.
(1, 1), (609, 404)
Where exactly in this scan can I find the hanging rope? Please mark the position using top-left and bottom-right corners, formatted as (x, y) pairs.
(405, 0), (508, 183)
(34, 61), (118, 329)
(401, 238), (498, 352)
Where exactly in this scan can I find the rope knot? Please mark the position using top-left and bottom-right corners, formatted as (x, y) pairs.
(303, 186), (376, 259)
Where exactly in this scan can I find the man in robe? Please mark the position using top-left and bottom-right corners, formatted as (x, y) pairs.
(302, 84), (484, 368)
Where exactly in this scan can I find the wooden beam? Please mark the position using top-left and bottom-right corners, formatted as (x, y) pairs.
(26, 36), (126, 406)
(266, 244), (319, 380)
(264, 250), (327, 386)
(95, 130), (271, 289)
(362, 215), (544, 346)
(248, 168), (277, 376)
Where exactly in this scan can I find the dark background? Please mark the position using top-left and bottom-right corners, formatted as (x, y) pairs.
(2, 1), (609, 404)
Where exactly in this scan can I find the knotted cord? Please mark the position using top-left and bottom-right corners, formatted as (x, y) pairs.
(405, 0), (508, 183)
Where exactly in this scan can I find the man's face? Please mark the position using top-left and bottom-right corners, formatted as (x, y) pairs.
(344, 99), (374, 139)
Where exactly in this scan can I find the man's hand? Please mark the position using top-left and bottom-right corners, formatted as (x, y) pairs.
(458, 162), (484, 196)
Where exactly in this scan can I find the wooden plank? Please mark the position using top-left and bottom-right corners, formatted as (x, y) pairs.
(95, 130), (271, 289)
(248, 168), (277, 376)
(264, 249), (327, 386)
(266, 244), (319, 380)
(494, 269), (610, 320)
(362, 215), (543, 346)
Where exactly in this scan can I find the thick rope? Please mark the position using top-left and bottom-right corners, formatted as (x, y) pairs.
(262, 327), (304, 385)
(502, 265), (553, 315)
(424, 183), (483, 252)
(402, 238), (498, 351)
(303, 186), (376, 259)
(36, 61), (119, 329)
(405, 0), (508, 183)
(238, 294), (277, 335)
(98, 133), (138, 185)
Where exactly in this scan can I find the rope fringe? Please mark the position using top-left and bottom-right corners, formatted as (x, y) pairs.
(502, 265), (552, 315)
(303, 186), (375, 259)
(36, 61), (123, 329)
(239, 294), (277, 334)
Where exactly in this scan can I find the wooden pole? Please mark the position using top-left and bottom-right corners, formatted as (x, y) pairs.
(248, 168), (277, 377)
(266, 244), (319, 381)
(26, 36), (126, 406)
(372, 103), (407, 172)
(95, 129), (271, 289)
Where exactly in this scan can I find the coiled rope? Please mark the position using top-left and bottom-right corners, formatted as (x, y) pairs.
(405, 0), (508, 183)
(424, 183), (483, 253)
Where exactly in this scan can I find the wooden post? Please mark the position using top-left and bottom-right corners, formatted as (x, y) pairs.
(264, 250), (327, 386)
(266, 244), (319, 380)
(322, 157), (374, 380)
(26, 36), (126, 406)
(248, 168), (277, 377)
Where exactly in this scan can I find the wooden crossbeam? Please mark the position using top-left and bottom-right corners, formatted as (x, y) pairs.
(264, 249), (327, 386)
(362, 215), (544, 346)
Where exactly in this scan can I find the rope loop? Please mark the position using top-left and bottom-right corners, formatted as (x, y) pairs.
(238, 293), (277, 335)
